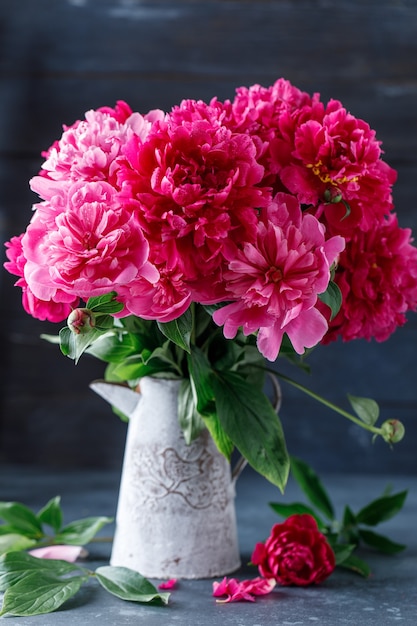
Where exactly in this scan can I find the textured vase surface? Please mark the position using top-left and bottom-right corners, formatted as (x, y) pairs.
(101, 376), (241, 579)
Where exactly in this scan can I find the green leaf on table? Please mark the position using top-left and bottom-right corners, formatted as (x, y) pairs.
(337, 553), (371, 578)
(157, 308), (192, 353)
(0, 502), (43, 537)
(330, 543), (356, 566)
(347, 394), (380, 426)
(358, 529), (406, 554)
(55, 516), (113, 546)
(37, 496), (63, 533)
(0, 570), (87, 617)
(95, 566), (170, 605)
(212, 370), (289, 492)
(290, 457), (335, 520)
(355, 490), (408, 526)
(269, 501), (326, 529)
(0, 533), (36, 556)
(0, 551), (82, 592)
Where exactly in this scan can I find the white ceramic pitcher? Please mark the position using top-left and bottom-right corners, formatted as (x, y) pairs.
(90, 376), (241, 579)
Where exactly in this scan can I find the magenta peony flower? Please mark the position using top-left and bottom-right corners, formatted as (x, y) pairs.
(213, 193), (345, 361)
(251, 514), (335, 586)
(21, 180), (158, 305)
(275, 99), (397, 237)
(117, 98), (270, 301)
(322, 213), (417, 343)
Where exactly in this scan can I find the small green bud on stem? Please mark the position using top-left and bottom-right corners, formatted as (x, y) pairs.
(380, 419), (405, 444)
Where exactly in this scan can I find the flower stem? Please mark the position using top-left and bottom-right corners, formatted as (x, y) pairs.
(266, 368), (383, 436)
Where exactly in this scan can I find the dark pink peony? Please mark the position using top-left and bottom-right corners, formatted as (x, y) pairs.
(251, 514), (335, 586)
(322, 213), (417, 343)
(117, 98), (270, 301)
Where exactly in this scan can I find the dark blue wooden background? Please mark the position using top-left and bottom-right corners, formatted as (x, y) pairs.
(0, 0), (416, 475)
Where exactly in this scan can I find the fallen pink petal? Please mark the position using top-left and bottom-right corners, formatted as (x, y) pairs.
(28, 545), (86, 563)
(212, 576), (276, 603)
(158, 578), (178, 590)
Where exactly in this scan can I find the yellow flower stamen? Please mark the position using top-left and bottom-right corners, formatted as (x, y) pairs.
(307, 160), (359, 185)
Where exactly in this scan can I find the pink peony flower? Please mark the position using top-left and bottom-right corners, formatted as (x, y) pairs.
(322, 213), (417, 343)
(213, 193), (345, 360)
(274, 99), (396, 237)
(4, 234), (79, 322)
(251, 514), (335, 586)
(31, 101), (164, 198)
(117, 98), (270, 298)
(21, 180), (158, 305)
(212, 576), (276, 603)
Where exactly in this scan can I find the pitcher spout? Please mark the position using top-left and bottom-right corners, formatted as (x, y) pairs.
(89, 380), (140, 419)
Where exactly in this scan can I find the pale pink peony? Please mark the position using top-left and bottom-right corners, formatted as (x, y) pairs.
(212, 576), (276, 603)
(213, 193), (345, 360)
(322, 213), (417, 343)
(31, 101), (164, 199)
(22, 180), (158, 305)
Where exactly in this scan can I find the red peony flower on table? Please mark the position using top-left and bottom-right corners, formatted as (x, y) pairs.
(251, 514), (335, 586)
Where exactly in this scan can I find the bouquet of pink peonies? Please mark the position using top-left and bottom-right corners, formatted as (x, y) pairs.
(4, 78), (417, 489)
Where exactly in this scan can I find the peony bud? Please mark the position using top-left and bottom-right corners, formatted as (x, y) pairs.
(67, 308), (96, 335)
(381, 419), (405, 444)
(323, 186), (343, 204)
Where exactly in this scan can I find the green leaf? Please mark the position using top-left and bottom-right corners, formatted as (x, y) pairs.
(37, 496), (63, 533)
(337, 553), (371, 577)
(212, 371), (289, 492)
(356, 490), (408, 526)
(358, 529), (406, 554)
(0, 570), (87, 616)
(87, 333), (141, 363)
(0, 502), (43, 537)
(0, 552), (82, 592)
(187, 346), (216, 415)
(59, 325), (107, 363)
(347, 394), (380, 426)
(0, 534), (36, 556)
(55, 516), (113, 545)
(157, 308), (192, 353)
(178, 380), (205, 444)
(318, 281), (342, 320)
(201, 412), (235, 460)
(330, 543), (356, 566)
(269, 502), (326, 529)
(95, 566), (170, 605)
(86, 292), (124, 314)
(290, 457), (335, 520)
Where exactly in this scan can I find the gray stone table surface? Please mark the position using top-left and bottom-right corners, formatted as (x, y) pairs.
(0, 464), (416, 625)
